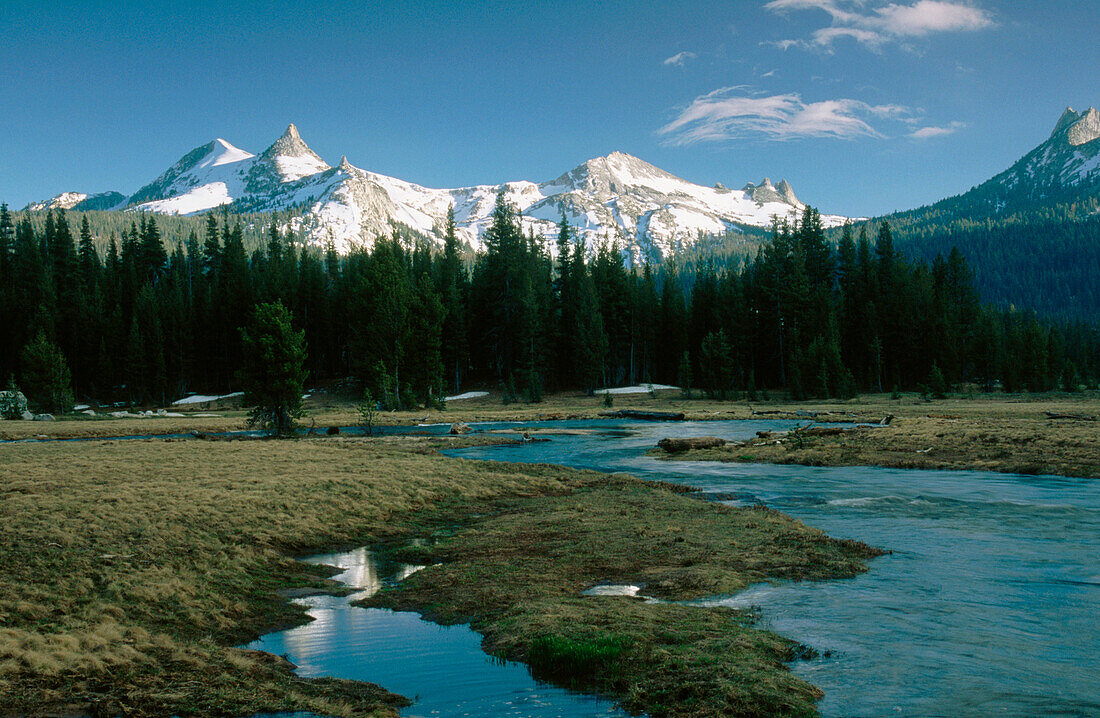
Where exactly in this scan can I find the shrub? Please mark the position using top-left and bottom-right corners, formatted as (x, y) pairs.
(527, 634), (630, 687)
(0, 377), (29, 420)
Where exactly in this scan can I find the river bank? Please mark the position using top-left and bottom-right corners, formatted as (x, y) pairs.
(654, 408), (1100, 478)
(0, 435), (878, 717)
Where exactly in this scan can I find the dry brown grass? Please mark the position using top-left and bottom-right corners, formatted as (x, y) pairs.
(0, 437), (596, 716)
(663, 400), (1100, 477)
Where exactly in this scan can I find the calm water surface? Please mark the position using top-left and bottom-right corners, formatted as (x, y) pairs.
(245, 546), (631, 718)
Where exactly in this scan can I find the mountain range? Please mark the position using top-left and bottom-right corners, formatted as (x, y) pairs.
(24, 124), (845, 258)
(22, 106), (1100, 272)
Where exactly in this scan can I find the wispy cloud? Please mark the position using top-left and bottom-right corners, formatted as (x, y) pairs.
(762, 38), (803, 50)
(663, 51), (697, 67)
(909, 121), (966, 138)
(764, 0), (995, 49)
(658, 87), (915, 144)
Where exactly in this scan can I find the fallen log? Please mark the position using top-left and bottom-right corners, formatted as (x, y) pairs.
(657, 436), (726, 453)
(797, 426), (852, 437)
(599, 410), (686, 421)
(1044, 412), (1096, 421)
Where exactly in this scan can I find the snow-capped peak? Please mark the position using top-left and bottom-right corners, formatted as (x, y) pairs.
(22, 191), (88, 211)
(206, 139), (253, 167)
(36, 124), (852, 256)
(245, 124), (330, 191)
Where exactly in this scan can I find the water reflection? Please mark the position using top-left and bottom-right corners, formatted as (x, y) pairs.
(247, 548), (631, 718)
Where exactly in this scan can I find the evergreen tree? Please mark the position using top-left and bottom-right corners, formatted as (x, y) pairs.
(437, 206), (469, 393)
(20, 330), (73, 413)
(240, 301), (308, 436)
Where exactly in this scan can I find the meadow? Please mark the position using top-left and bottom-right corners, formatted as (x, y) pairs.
(0, 433), (877, 717)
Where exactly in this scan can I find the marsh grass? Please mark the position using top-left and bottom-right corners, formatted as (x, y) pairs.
(361, 475), (882, 717)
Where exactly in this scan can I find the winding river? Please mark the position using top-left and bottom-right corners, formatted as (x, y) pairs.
(248, 418), (1099, 717)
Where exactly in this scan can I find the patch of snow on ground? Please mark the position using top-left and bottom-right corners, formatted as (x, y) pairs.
(595, 384), (679, 395)
(444, 391), (490, 401)
(171, 391), (244, 406)
(582, 584), (641, 597)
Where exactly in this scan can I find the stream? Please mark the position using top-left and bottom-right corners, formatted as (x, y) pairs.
(215, 417), (1097, 716)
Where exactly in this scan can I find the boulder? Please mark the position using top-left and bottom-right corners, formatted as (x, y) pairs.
(449, 422), (472, 435)
(81, 409), (96, 416)
(33, 413), (55, 422)
(21, 410), (34, 421)
(0, 390), (29, 420)
(657, 436), (726, 453)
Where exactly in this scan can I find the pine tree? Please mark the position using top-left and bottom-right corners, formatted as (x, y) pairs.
(437, 206), (469, 393)
(240, 301), (308, 436)
(20, 331), (73, 413)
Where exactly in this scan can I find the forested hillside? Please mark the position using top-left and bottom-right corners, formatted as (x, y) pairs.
(885, 200), (1100, 323)
(1, 198), (1096, 413)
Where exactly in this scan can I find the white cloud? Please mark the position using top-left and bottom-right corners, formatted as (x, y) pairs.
(909, 120), (966, 138)
(658, 88), (915, 144)
(761, 38), (804, 50)
(764, 0), (994, 49)
(875, 1), (994, 36)
(812, 27), (887, 47)
(663, 51), (697, 67)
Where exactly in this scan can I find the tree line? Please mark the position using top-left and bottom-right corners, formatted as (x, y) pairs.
(0, 196), (1096, 413)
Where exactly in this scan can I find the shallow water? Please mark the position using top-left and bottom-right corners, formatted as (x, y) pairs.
(245, 547), (631, 718)
(448, 420), (1100, 717)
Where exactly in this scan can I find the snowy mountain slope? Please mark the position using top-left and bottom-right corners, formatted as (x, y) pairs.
(23, 125), (848, 255)
(23, 192), (90, 211)
(127, 138), (256, 214)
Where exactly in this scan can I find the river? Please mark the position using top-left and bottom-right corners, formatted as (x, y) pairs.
(249, 418), (1099, 717)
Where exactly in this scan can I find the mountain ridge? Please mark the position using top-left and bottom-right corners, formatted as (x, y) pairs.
(24, 126), (840, 257)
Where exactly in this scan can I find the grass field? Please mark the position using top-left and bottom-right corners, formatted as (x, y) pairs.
(5, 389), (1097, 477)
(0, 434), (879, 717)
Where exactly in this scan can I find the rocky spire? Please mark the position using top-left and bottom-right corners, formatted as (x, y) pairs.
(1066, 107), (1100, 146)
(262, 123), (319, 159)
(1050, 106), (1082, 139)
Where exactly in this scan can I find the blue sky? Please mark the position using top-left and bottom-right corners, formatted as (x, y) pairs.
(1, 0), (1097, 216)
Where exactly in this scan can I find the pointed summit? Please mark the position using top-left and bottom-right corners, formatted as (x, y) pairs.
(1066, 107), (1100, 147)
(245, 124), (330, 191)
(742, 178), (801, 207)
(775, 179), (799, 206)
(1050, 106), (1082, 139)
(337, 156), (355, 173)
(261, 123), (324, 161)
